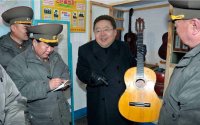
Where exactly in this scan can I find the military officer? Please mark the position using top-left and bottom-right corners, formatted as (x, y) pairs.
(0, 64), (26, 125)
(6, 24), (71, 125)
(0, 6), (33, 69)
(158, 0), (200, 125)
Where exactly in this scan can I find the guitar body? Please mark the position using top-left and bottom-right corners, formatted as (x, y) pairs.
(124, 32), (137, 56)
(158, 32), (168, 60)
(118, 67), (161, 122)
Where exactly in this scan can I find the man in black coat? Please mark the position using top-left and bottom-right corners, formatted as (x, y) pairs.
(76, 15), (137, 125)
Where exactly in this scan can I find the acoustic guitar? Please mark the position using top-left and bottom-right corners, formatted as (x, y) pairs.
(124, 8), (137, 57)
(118, 18), (161, 122)
(158, 32), (168, 60)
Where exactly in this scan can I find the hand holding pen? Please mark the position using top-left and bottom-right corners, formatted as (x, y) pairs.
(47, 76), (70, 91)
(47, 76), (65, 90)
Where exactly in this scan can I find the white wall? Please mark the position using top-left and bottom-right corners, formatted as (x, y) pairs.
(91, 4), (110, 39)
(124, 7), (169, 65)
(119, 2), (169, 68)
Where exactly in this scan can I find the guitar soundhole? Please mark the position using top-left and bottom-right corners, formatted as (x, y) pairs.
(135, 79), (145, 88)
(127, 38), (131, 42)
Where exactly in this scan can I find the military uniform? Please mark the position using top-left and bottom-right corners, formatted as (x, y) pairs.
(0, 6), (33, 69)
(158, 0), (200, 125)
(0, 33), (31, 69)
(6, 24), (71, 125)
(0, 65), (26, 125)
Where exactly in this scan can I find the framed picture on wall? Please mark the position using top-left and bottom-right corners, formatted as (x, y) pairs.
(181, 44), (189, 51)
(173, 31), (181, 50)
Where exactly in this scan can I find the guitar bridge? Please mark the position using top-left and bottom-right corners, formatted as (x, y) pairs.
(129, 102), (150, 107)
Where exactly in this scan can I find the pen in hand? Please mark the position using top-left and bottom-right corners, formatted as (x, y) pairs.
(47, 76), (52, 79)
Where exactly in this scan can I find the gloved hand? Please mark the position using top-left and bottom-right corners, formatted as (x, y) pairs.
(90, 72), (108, 86)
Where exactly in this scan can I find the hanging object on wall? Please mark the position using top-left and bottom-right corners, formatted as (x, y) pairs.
(118, 17), (161, 123)
(124, 8), (137, 57)
(158, 32), (168, 60)
(41, 0), (86, 32)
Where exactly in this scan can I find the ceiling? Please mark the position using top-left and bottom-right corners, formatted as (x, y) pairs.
(89, 0), (140, 5)
(89, 0), (168, 7)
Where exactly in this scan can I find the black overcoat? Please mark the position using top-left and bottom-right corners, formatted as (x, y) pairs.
(76, 40), (136, 125)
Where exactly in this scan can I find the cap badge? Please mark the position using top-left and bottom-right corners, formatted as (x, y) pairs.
(171, 15), (185, 21)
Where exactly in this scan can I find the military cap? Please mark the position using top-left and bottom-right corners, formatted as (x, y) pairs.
(169, 0), (200, 21)
(2, 6), (33, 25)
(27, 24), (63, 47)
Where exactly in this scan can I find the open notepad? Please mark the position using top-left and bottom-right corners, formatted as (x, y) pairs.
(52, 80), (70, 92)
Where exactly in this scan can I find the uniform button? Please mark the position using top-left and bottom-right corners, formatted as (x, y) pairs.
(172, 113), (175, 118)
(30, 115), (33, 119)
(163, 101), (166, 106)
(101, 98), (105, 101)
(172, 113), (179, 120)
(118, 80), (121, 84)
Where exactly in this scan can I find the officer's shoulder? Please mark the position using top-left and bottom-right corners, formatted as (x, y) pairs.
(9, 51), (25, 64)
(0, 34), (8, 42)
(0, 33), (10, 44)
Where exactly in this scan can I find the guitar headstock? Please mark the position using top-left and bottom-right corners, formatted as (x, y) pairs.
(135, 17), (145, 33)
(129, 8), (134, 17)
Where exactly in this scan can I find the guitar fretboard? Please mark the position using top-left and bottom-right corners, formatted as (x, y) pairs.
(136, 32), (144, 79)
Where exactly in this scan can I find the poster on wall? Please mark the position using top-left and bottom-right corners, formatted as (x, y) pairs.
(41, 0), (86, 32)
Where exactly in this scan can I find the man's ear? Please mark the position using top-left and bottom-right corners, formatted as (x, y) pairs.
(32, 39), (38, 47)
(10, 24), (16, 32)
(114, 29), (117, 37)
(192, 18), (200, 35)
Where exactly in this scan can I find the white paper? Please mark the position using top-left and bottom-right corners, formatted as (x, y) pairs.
(52, 80), (70, 92)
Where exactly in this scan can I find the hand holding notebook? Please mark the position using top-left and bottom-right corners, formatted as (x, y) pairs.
(52, 80), (70, 92)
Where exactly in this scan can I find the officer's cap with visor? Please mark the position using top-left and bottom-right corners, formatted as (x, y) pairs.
(27, 24), (63, 47)
(1, 6), (33, 25)
(169, 0), (200, 21)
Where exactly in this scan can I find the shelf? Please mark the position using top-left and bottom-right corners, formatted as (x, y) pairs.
(117, 28), (124, 31)
(111, 8), (125, 33)
(170, 51), (186, 64)
(114, 17), (124, 21)
(172, 50), (187, 53)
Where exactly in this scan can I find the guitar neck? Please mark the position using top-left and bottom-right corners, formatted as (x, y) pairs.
(128, 15), (132, 33)
(137, 32), (144, 79)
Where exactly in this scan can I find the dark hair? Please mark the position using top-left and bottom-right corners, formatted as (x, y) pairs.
(93, 15), (116, 30)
